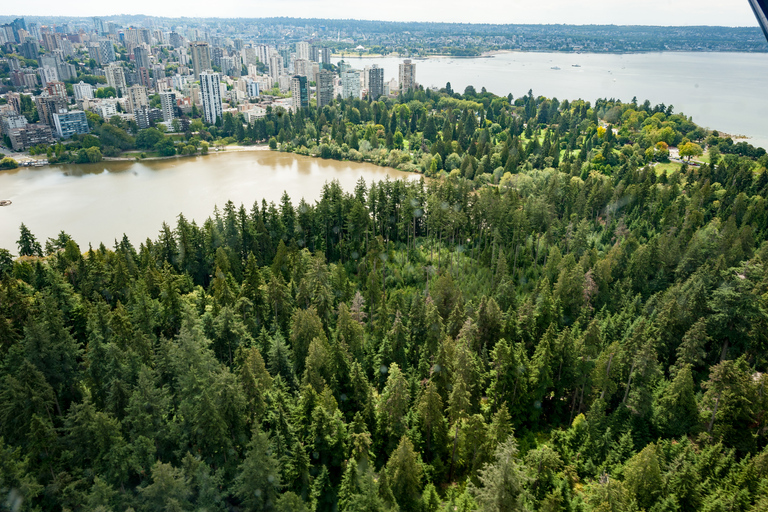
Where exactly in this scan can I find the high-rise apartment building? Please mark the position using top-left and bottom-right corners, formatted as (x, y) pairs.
(105, 63), (127, 93)
(398, 60), (416, 93)
(291, 75), (309, 110)
(341, 70), (361, 100)
(269, 54), (284, 86)
(368, 65), (385, 100)
(134, 46), (150, 69)
(200, 71), (222, 124)
(169, 32), (184, 48)
(256, 44), (271, 66)
(321, 48), (331, 67)
(159, 91), (176, 122)
(138, 67), (151, 89)
(243, 47), (258, 67)
(20, 39), (39, 60)
(35, 94), (68, 127)
(126, 84), (148, 114)
(73, 81), (94, 101)
(245, 79), (260, 98)
(190, 41), (211, 79)
(38, 66), (59, 87)
(310, 45), (320, 63)
(293, 59), (313, 79)
(42, 32), (60, 52)
(99, 39), (116, 64)
(296, 41), (310, 61)
(317, 70), (335, 108)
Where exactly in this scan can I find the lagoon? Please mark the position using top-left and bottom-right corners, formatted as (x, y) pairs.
(0, 150), (414, 252)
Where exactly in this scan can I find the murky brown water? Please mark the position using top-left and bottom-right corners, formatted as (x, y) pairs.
(0, 149), (416, 252)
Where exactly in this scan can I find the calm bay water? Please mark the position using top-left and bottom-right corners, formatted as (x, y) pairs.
(0, 150), (414, 252)
(337, 52), (768, 149)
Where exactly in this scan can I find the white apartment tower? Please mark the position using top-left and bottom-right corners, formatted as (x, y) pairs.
(341, 69), (361, 100)
(296, 41), (310, 61)
(200, 71), (223, 124)
(159, 91), (176, 122)
(269, 54), (284, 86)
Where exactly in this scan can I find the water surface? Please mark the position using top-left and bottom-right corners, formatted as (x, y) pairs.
(0, 150), (415, 251)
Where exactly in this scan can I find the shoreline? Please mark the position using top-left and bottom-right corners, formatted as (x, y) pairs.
(22, 144), (270, 166)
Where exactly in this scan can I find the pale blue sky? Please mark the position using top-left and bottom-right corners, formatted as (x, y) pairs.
(2, 0), (761, 27)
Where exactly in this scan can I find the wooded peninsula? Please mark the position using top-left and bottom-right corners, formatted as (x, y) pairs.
(2, 85), (768, 512)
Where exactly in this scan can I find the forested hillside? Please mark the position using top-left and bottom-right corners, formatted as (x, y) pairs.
(2, 87), (768, 511)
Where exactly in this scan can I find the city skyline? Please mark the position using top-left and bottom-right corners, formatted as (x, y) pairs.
(0, 0), (761, 27)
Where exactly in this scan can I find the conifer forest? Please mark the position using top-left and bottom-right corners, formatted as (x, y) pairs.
(2, 86), (768, 512)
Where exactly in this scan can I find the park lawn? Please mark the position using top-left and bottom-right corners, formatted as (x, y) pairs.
(654, 162), (683, 176)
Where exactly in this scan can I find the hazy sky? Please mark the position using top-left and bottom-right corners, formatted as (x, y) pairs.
(1, 0), (761, 27)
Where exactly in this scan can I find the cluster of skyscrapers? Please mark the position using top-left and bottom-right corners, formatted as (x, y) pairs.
(0, 16), (419, 152)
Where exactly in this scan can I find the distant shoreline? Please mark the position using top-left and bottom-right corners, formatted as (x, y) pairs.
(335, 49), (768, 60)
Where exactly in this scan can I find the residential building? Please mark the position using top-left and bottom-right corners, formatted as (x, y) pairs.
(38, 66), (59, 87)
(134, 105), (163, 129)
(200, 71), (222, 124)
(399, 60), (416, 93)
(35, 94), (68, 127)
(19, 39), (39, 60)
(126, 84), (149, 114)
(99, 38), (116, 64)
(134, 46), (150, 69)
(46, 81), (67, 99)
(317, 70), (335, 108)
(291, 75), (309, 110)
(8, 123), (54, 150)
(105, 63), (127, 93)
(159, 91), (176, 122)
(296, 41), (310, 61)
(269, 54), (283, 86)
(256, 44), (270, 66)
(169, 31), (184, 48)
(90, 99), (118, 119)
(220, 55), (235, 76)
(368, 65), (384, 100)
(53, 110), (89, 139)
(0, 114), (28, 135)
(293, 59), (313, 79)
(341, 69), (361, 100)
(310, 45), (320, 63)
(243, 47), (258, 67)
(42, 32), (60, 52)
(190, 41), (211, 79)
(245, 79), (260, 98)
(321, 47), (331, 66)
(211, 47), (225, 68)
(138, 67), (151, 88)
(5, 92), (22, 114)
(278, 75), (292, 93)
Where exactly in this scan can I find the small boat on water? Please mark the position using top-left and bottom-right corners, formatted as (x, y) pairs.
(572, 64), (581, 67)
(551, 66), (561, 70)
(0, 200), (12, 207)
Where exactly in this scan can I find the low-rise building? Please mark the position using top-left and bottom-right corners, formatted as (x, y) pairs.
(53, 110), (89, 139)
(8, 123), (54, 150)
